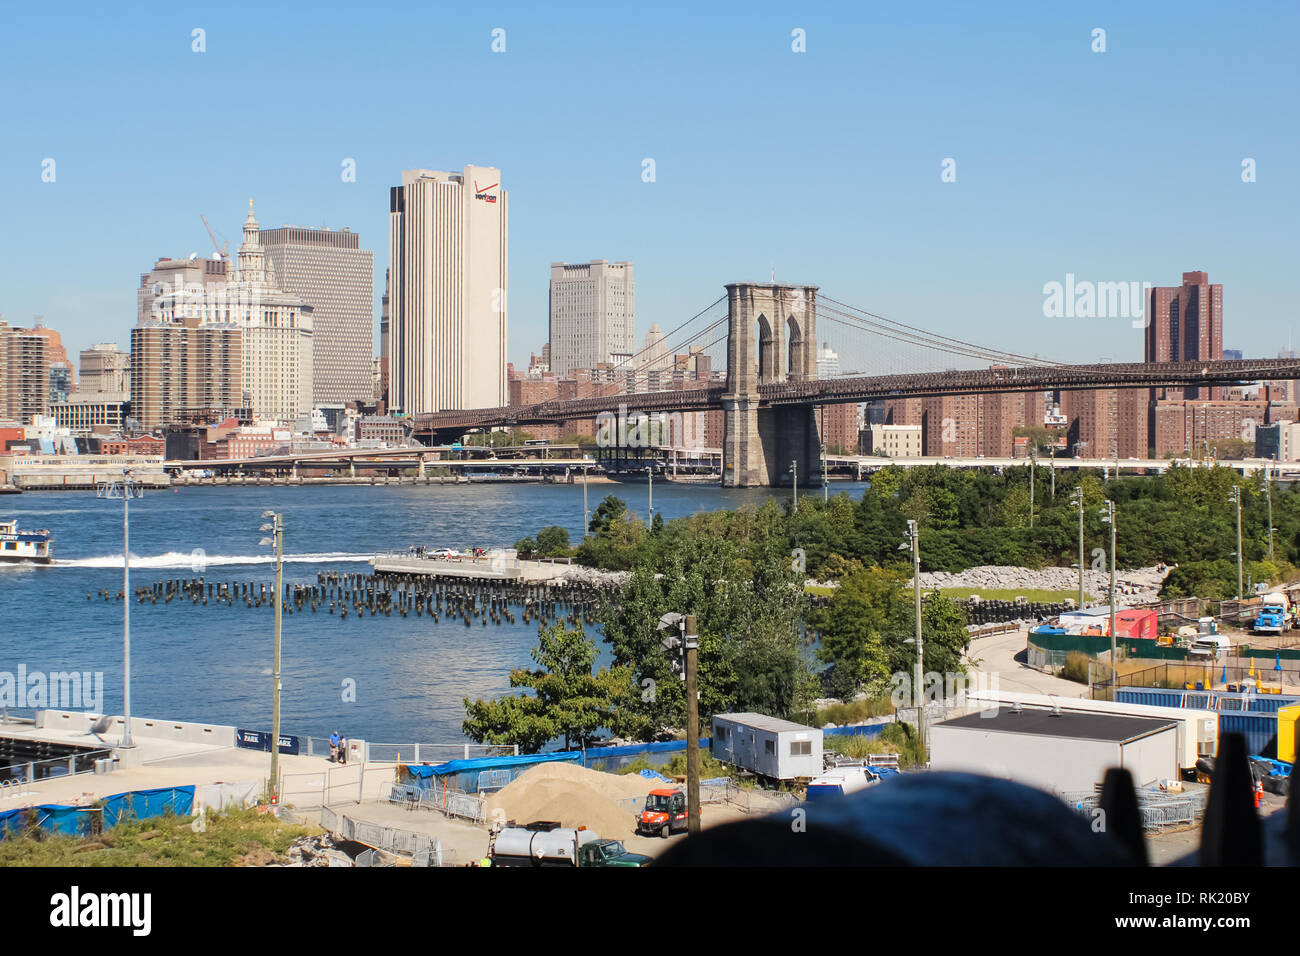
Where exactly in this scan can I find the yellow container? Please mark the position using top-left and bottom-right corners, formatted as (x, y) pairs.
(1279, 704), (1300, 765)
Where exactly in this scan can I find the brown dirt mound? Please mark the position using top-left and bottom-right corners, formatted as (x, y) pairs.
(486, 762), (670, 838)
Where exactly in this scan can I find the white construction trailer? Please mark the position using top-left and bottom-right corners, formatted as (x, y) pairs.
(711, 713), (823, 780)
(965, 690), (1217, 772)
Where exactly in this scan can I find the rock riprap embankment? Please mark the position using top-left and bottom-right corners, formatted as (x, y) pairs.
(912, 565), (1172, 606)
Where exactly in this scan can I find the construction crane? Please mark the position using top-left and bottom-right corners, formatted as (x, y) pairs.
(200, 215), (229, 260)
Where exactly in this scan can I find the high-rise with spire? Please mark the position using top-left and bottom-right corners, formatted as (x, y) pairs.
(229, 199), (314, 422)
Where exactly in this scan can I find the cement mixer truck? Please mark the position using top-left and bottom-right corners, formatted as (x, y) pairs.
(1253, 592), (1291, 635)
(488, 823), (652, 867)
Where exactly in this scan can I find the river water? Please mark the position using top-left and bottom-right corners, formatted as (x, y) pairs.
(0, 480), (866, 744)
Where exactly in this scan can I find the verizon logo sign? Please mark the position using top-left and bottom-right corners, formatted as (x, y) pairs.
(473, 179), (498, 203)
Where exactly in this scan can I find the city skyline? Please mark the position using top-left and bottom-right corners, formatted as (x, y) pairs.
(1, 3), (1296, 378)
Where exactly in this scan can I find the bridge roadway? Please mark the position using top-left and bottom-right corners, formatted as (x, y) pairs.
(825, 455), (1295, 477)
(410, 357), (1300, 437)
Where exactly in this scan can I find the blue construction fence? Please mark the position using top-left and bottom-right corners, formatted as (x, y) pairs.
(1116, 687), (1298, 758)
(0, 786), (195, 841)
(399, 725), (892, 791)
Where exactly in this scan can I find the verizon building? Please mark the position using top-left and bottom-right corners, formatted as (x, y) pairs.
(388, 165), (507, 413)
(261, 225), (374, 406)
(548, 260), (635, 379)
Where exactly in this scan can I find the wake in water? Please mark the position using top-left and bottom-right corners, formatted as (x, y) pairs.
(54, 551), (374, 569)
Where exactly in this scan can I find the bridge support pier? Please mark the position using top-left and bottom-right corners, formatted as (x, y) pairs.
(721, 282), (822, 487)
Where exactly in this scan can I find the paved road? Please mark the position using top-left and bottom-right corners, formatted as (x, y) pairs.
(965, 625), (1091, 698)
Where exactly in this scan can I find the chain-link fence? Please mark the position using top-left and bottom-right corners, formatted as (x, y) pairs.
(318, 806), (458, 866)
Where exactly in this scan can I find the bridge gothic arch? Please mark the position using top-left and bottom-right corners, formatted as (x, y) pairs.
(722, 282), (820, 487)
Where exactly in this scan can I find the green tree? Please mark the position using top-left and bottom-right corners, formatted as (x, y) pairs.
(810, 567), (898, 700)
(462, 622), (632, 752)
(535, 525), (571, 557)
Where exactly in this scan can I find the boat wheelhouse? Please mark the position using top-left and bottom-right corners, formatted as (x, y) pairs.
(0, 520), (53, 564)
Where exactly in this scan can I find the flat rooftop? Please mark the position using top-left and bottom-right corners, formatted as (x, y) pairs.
(936, 707), (1177, 743)
(713, 713), (819, 735)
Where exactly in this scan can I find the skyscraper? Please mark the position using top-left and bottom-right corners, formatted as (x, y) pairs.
(80, 343), (130, 394)
(260, 224), (374, 405)
(1147, 271), (1224, 401)
(388, 165), (507, 414)
(0, 318), (52, 423)
(548, 260), (634, 379)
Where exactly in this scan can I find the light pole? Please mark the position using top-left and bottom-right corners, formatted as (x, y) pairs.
(1101, 500), (1116, 694)
(1070, 486), (1085, 608)
(790, 459), (798, 510)
(658, 613), (700, 836)
(1028, 444), (1035, 528)
(646, 465), (653, 522)
(96, 470), (142, 748)
(1049, 443), (1056, 500)
(582, 465), (590, 536)
(1265, 462), (1274, 562)
(1228, 486), (1243, 599)
(903, 520), (923, 748)
(259, 511), (284, 800)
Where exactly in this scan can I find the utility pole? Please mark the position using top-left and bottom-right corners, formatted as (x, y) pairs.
(1070, 487), (1085, 608)
(260, 512), (284, 800)
(582, 465), (589, 535)
(906, 519), (924, 749)
(1229, 486), (1243, 599)
(96, 470), (142, 748)
(791, 459), (798, 510)
(1029, 445), (1035, 528)
(1050, 444), (1056, 500)
(1266, 463), (1274, 562)
(684, 614), (700, 836)
(820, 407), (828, 503)
(1101, 499), (1116, 695)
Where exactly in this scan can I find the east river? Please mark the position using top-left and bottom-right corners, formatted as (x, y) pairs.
(0, 480), (867, 744)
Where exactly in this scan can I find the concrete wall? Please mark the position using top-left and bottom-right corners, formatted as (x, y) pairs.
(36, 710), (237, 748)
(929, 724), (1178, 794)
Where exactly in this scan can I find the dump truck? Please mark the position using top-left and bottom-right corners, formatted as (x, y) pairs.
(1253, 592), (1291, 635)
(488, 824), (651, 867)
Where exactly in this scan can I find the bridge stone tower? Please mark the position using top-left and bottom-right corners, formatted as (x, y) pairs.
(722, 282), (821, 487)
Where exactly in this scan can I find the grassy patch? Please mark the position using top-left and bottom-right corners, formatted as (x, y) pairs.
(0, 808), (316, 867)
(825, 723), (927, 768)
(815, 697), (896, 725)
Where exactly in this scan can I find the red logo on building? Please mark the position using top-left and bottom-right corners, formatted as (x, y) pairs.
(473, 180), (498, 203)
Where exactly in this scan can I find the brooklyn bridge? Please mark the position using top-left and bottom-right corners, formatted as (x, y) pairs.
(410, 282), (1300, 487)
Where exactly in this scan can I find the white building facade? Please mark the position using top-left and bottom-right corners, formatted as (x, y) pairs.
(388, 165), (508, 414)
(548, 260), (634, 379)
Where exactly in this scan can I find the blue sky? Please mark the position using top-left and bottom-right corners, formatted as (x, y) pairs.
(1, 0), (1296, 375)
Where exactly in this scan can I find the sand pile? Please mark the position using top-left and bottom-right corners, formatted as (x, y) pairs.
(486, 762), (668, 838)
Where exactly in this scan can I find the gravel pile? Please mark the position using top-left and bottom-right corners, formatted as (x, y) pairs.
(486, 761), (660, 837)
(914, 564), (1173, 605)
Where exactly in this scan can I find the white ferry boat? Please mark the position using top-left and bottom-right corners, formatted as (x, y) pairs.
(0, 519), (53, 564)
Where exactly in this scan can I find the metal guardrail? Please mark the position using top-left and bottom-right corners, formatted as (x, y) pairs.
(0, 749), (114, 786)
(365, 742), (512, 763)
(317, 806), (457, 866)
(1061, 786), (1204, 833)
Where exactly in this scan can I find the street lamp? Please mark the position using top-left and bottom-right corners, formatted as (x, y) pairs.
(1228, 486), (1243, 599)
(259, 511), (284, 800)
(1100, 500), (1116, 694)
(1069, 487), (1085, 608)
(1028, 444), (1035, 528)
(95, 470), (142, 749)
(790, 459), (798, 509)
(582, 464), (590, 536)
(658, 613), (700, 836)
(646, 465), (654, 522)
(1265, 462), (1274, 562)
(902, 520), (923, 747)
